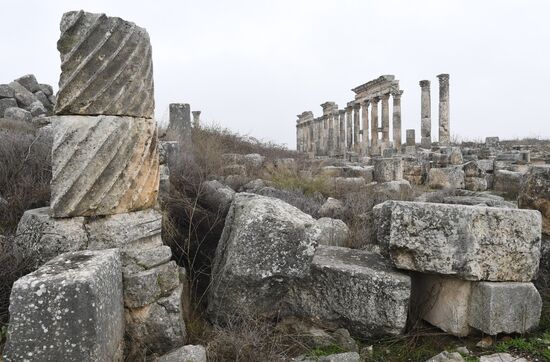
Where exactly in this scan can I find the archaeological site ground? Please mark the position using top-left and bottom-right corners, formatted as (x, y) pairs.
(0, 5), (549, 362)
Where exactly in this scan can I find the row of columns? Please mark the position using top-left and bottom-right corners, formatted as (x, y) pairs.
(297, 91), (404, 156)
(420, 74), (450, 147)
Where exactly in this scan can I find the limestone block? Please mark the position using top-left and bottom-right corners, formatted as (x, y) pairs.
(375, 201), (541, 281)
(3, 249), (124, 362)
(428, 167), (465, 189)
(290, 246), (411, 338)
(8, 81), (39, 108)
(469, 282), (541, 335)
(50, 115), (159, 217)
(243, 153), (265, 170)
(318, 352), (361, 362)
(0, 98), (17, 116)
(449, 147), (463, 165)
(316, 218), (349, 247)
(519, 165), (550, 235)
(208, 193), (322, 322)
(464, 177), (487, 191)
(86, 206), (162, 249)
(463, 160), (484, 178)
(166, 103), (191, 141)
(412, 273), (472, 336)
(156, 345), (207, 362)
(4, 107), (32, 122)
(494, 169), (523, 198)
(39, 83), (54, 96)
(123, 261), (180, 308)
(373, 157), (394, 182)
(426, 351), (465, 362)
(413, 275), (542, 336)
(15, 74), (41, 93)
(159, 140), (178, 165)
(55, 11), (154, 117)
(125, 285), (186, 358)
(14, 207), (87, 267)
(200, 180), (236, 215)
(0, 84), (15, 98)
(332, 177), (366, 193)
(321, 166), (344, 178)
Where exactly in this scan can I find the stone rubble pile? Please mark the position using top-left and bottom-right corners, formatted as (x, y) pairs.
(374, 200), (543, 337)
(3, 10), (189, 361)
(0, 74), (55, 123)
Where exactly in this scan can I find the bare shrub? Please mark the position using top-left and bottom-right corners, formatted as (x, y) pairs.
(0, 122), (51, 234)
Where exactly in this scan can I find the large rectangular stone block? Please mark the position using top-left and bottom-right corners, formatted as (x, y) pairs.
(3, 249), (124, 361)
(412, 274), (542, 336)
(290, 246), (411, 338)
(51, 115), (159, 217)
(375, 201), (542, 281)
(55, 10), (154, 118)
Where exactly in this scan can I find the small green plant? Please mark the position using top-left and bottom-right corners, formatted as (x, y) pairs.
(306, 344), (344, 357)
(495, 336), (550, 360)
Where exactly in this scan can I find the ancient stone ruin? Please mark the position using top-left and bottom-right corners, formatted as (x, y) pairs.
(1, 7), (549, 362)
(296, 74), (451, 158)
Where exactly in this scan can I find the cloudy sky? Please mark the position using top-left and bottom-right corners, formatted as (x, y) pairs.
(2, 0), (549, 147)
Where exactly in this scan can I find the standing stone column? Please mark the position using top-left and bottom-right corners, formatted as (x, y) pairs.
(406, 129), (416, 146)
(6, 10), (187, 361)
(346, 105), (353, 151)
(353, 103), (361, 152)
(327, 113), (334, 154)
(339, 110), (346, 155)
(192, 110), (201, 128)
(332, 110), (340, 154)
(392, 90), (403, 151)
(168, 103), (192, 147)
(295, 119), (302, 152)
(370, 97), (380, 153)
(361, 99), (370, 154)
(420, 80), (432, 148)
(381, 93), (391, 144)
(437, 73), (450, 145)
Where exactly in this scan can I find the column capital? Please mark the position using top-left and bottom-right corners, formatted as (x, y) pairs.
(371, 96), (380, 104)
(381, 93), (391, 101)
(419, 80), (430, 88)
(437, 73), (450, 82)
(391, 90), (404, 99)
(353, 102), (361, 110)
(338, 109), (346, 115)
(361, 98), (371, 106)
(345, 105), (353, 112)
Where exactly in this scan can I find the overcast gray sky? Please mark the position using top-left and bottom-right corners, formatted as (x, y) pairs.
(2, 0), (549, 148)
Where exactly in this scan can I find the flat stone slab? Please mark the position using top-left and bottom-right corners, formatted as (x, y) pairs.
(375, 201), (542, 281)
(155, 345), (207, 362)
(50, 115), (159, 217)
(290, 246), (411, 338)
(55, 10), (154, 118)
(3, 249), (124, 361)
(413, 274), (542, 336)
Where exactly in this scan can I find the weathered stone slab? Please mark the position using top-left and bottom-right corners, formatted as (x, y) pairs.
(3, 249), (124, 362)
(50, 115), (159, 217)
(15, 74), (41, 93)
(55, 10), (154, 117)
(8, 81), (39, 108)
(375, 201), (542, 281)
(208, 193), (321, 322)
(200, 180), (236, 215)
(469, 282), (541, 335)
(14, 207), (87, 267)
(290, 246), (410, 338)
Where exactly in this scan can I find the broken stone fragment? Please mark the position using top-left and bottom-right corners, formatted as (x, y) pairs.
(55, 10), (154, 117)
(290, 246), (411, 338)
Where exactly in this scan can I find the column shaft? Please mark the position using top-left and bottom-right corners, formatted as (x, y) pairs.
(381, 93), (390, 144)
(361, 100), (370, 155)
(346, 106), (353, 151)
(392, 91), (403, 151)
(420, 80), (431, 148)
(370, 97), (379, 153)
(438, 74), (450, 145)
(353, 104), (361, 152)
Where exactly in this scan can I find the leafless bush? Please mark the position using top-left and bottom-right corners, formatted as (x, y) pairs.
(0, 121), (51, 233)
